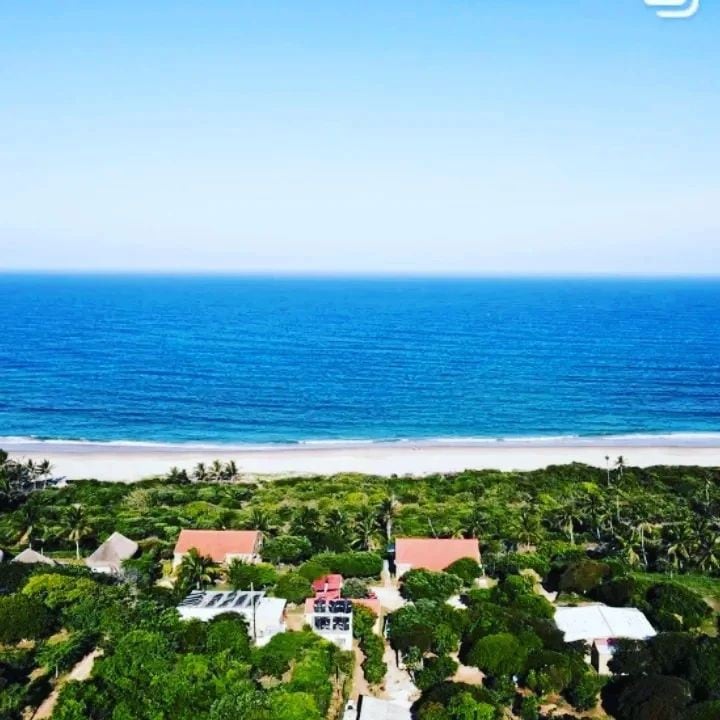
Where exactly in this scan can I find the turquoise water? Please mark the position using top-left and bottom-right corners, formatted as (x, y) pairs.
(1, 275), (719, 445)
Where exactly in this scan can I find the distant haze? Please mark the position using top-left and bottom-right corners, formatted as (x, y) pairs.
(1, 1), (718, 275)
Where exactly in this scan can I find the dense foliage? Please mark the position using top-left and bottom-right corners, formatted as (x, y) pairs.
(2, 454), (720, 719)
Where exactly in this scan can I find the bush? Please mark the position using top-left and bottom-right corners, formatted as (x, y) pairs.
(467, 632), (526, 678)
(342, 577), (369, 598)
(227, 560), (277, 590)
(559, 560), (611, 595)
(645, 583), (712, 631)
(206, 615), (251, 658)
(274, 572), (313, 604)
(262, 536), (313, 565)
(313, 552), (382, 578)
(415, 654), (458, 691)
(353, 605), (378, 640)
(36, 632), (95, 675)
(681, 701), (720, 720)
(565, 668), (606, 711)
(253, 631), (318, 677)
(297, 559), (331, 583)
(0, 595), (55, 643)
(616, 674), (692, 720)
(22, 574), (97, 610)
(444, 557), (482, 585)
(361, 634), (387, 685)
(400, 569), (462, 602)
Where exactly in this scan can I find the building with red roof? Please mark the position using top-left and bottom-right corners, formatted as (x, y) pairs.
(312, 574), (343, 599)
(173, 529), (262, 568)
(394, 537), (480, 577)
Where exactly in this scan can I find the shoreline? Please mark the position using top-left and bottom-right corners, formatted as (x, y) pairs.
(4, 435), (720, 482)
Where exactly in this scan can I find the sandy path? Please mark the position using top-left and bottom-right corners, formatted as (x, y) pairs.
(33, 649), (101, 719)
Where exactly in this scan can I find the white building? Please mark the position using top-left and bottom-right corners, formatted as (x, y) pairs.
(554, 604), (656, 674)
(305, 597), (354, 651)
(354, 696), (411, 720)
(85, 532), (138, 575)
(177, 589), (286, 647)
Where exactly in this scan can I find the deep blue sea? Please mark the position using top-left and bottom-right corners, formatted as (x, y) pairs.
(1, 275), (719, 445)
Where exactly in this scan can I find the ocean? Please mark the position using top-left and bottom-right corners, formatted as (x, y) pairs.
(1, 274), (719, 446)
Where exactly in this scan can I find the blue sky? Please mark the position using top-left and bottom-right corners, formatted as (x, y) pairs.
(1, 1), (718, 274)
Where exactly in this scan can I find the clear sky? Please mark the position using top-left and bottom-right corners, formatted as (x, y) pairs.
(1, 1), (718, 275)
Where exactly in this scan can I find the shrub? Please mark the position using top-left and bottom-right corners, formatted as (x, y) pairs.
(0, 595), (55, 643)
(206, 615), (251, 658)
(274, 572), (313, 604)
(342, 577), (369, 598)
(616, 674), (692, 720)
(565, 668), (606, 711)
(415, 654), (459, 691)
(262, 536), (312, 565)
(297, 559), (331, 583)
(559, 560), (611, 595)
(645, 583), (711, 631)
(353, 604), (378, 640)
(22, 574), (97, 610)
(313, 552), (382, 578)
(400, 569), (462, 602)
(253, 631), (318, 677)
(227, 560), (277, 590)
(361, 634), (387, 685)
(467, 632), (526, 678)
(681, 701), (720, 720)
(444, 557), (482, 585)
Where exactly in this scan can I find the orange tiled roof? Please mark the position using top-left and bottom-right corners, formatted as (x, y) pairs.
(312, 574), (344, 593)
(174, 530), (260, 562)
(395, 537), (480, 572)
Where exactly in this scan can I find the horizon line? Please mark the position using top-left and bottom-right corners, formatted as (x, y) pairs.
(1, 269), (720, 280)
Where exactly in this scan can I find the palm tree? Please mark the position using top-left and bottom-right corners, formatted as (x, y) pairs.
(378, 495), (398, 542)
(576, 491), (604, 541)
(291, 506), (321, 539)
(605, 455), (611, 486)
(178, 548), (218, 590)
(64, 504), (92, 560)
(615, 456), (625, 482)
(323, 508), (351, 551)
(248, 508), (274, 533)
(193, 463), (208, 483)
(37, 459), (52, 489)
(209, 460), (224, 483)
(167, 466), (184, 483)
(353, 506), (377, 550)
(556, 502), (581, 545)
(632, 519), (657, 569)
(666, 525), (693, 574)
(14, 504), (40, 545)
(224, 460), (239, 483)
(515, 508), (542, 548)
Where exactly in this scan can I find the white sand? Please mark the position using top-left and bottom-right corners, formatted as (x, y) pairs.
(4, 438), (720, 482)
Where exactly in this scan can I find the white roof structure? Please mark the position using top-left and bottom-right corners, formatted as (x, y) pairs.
(12, 548), (56, 566)
(357, 696), (411, 720)
(177, 590), (287, 646)
(555, 604), (656, 643)
(85, 532), (138, 574)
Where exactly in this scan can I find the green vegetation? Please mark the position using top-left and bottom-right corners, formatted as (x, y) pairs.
(2, 453), (720, 719)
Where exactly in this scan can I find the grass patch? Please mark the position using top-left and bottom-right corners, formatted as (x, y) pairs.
(630, 571), (720, 610)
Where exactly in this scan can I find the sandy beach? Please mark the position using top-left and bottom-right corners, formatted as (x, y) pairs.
(3, 437), (720, 482)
